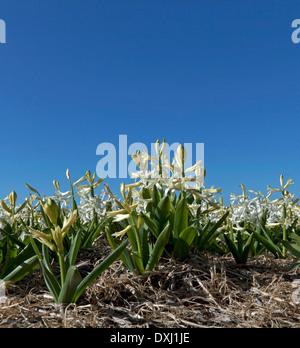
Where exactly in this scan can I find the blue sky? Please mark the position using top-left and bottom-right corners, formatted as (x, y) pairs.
(0, 0), (300, 204)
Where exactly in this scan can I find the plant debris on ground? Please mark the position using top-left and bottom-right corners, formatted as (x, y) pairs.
(1, 237), (300, 328)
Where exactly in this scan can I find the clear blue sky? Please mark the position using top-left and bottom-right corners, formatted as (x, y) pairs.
(0, 0), (300, 204)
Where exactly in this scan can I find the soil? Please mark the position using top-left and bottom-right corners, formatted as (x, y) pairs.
(1, 236), (300, 328)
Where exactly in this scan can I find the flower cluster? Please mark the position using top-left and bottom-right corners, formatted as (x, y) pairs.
(225, 177), (300, 232)
(127, 140), (222, 215)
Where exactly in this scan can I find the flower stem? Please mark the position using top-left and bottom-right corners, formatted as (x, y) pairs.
(58, 252), (66, 286)
(130, 214), (143, 270)
(282, 202), (287, 259)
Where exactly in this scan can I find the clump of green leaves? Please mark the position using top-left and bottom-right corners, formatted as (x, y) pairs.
(0, 191), (39, 283)
(28, 198), (127, 304)
(106, 182), (229, 275)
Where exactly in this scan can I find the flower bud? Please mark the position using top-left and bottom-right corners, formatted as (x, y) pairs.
(66, 169), (70, 181)
(52, 226), (64, 254)
(94, 177), (105, 189)
(53, 180), (60, 192)
(284, 178), (293, 190)
(113, 213), (130, 222)
(25, 183), (40, 196)
(267, 185), (281, 193)
(120, 183), (126, 200)
(204, 187), (222, 194)
(16, 201), (27, 214)
(107, 208), (127, 217)
(73, 175), (86, 186)
(112, 225), (132, 238)
(61, 210), (78, 237)
(86, 170), (93, 185)
(280, 174), (284, 189)
(28, 226), (55, 251)
(155, 139), (160, 157)
(0, 200), (12, 215)
(125, 182), (142, 189)
(9, 191), (17, 208)
(239, 184), (246, 197)
(175, 144), (187, 169)
(160, 139), (166, 155)
(43, 198), (59, 226)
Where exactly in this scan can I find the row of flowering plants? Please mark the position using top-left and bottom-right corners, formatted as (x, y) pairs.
(1, 139), (300, 307)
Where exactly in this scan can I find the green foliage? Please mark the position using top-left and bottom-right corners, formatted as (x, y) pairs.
(2, 160), (300, 308)
(282, 232), (300, 268)
(224, 231), (255, 265)
(196, 211), (229, 253)
(0, 216), (39, 283)
(30, 234), (128, 304)
(107, 186), (230, 273)
(252, 220), (284, 259)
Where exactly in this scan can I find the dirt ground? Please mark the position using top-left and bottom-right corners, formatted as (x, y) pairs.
(1, 237), (300, 328)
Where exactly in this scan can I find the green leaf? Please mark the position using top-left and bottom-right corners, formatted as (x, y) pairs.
(224, 231), (256, 265)
(210, 211), (229, 234)
(126, 214), (145, 272)
(258, 221), (273, 242)
(58, 266), (82, 304)
(173, 198), (189, 243)
(29, 236), (61, 301)
(81, 215), (96, 245)
(154, 195), (170, 226)
(253, 232), (283, 258)
(185, 194), (194, 204)
(208, 240), (227, 254)
(0, 243), (37, 278)
(236, 231), (244, 256)
(241, 233), (255, 264)
(224, 234), (242, 264)
(196, 221), (210, 251)
(282, 241), (300, 259)
(30, 235), (43, 261)
(0, 229), (26, 249)
(66, 231), (82, 269)
(174, 226), (197, 261)
(40, 204), (52, 228)
(73, 239), (128, 302)
(142, 187), (152, 199)
(146, 223), (170, 271)
(141, 213), (159, 238)
(197, 212), (229, 251)
(151, 184), (161, 211)
(252, 212), (269, 254)
(124, 222), (138, 253)
(106, 230), (135, 272)
(289, 261), (300, 269)
(40, 260), (61, 302)
(256, 211), (268, 235)
(2, 255), (39, 283)
(83, 217), (112, 248)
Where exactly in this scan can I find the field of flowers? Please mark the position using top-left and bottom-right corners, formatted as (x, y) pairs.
(1, 140), (300, 327)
